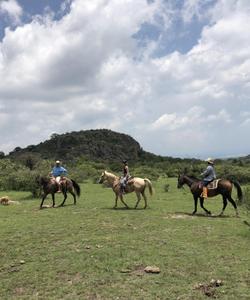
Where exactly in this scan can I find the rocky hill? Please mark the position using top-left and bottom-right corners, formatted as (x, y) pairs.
(8, 129), (150, 162)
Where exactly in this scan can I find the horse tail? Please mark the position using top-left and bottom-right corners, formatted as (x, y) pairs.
(71, 179), (81, 197)
(144, 178), (153, 196)
(231, 180), (243, 203)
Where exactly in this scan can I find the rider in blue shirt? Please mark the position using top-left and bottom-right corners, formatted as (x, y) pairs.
(52, 160), (67, 177)
(51, 160), (67, 191)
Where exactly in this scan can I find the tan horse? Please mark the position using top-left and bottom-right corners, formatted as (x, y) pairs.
(99, 171), (153, 209)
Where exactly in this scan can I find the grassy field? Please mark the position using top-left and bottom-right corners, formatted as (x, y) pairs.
(0, 178), (249, 299)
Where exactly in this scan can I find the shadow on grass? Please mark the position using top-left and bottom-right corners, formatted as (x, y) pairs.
(174, 211), (232, 218)
(101, 207), (151, 211)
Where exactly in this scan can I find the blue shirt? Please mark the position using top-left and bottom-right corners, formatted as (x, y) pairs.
(52, 166), (67, 177)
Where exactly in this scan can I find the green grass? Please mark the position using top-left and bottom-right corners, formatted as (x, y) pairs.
(0, 178), (249, 299)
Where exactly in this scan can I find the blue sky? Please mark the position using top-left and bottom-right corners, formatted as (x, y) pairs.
(0, 0), (250, 158)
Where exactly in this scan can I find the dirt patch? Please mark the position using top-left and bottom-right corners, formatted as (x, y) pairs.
(163, 213), (195, 219)
(194, 279), (223, 298)
(121, 265), (161, 276)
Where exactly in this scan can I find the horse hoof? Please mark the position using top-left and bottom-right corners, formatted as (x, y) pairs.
(207, 211), (211, 215)
(192, 211), (196, 215)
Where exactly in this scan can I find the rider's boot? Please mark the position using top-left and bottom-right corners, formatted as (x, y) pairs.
(202, 187), (208, 198)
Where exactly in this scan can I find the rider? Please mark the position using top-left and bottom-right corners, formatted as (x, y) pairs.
(200, 158), (216, 198)
(120, 160), (130, 195)
(51, 160), (67, 191)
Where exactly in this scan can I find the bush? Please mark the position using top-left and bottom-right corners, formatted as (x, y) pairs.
(243, 187), (250, 212)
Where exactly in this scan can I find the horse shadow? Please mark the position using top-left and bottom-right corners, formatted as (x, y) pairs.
(174, 211), (232, 218)
(101, 206), (151, 211)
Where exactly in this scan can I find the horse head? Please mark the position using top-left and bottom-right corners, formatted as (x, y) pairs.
(98, 171), (106, 184)
(177, 174), (185, 188)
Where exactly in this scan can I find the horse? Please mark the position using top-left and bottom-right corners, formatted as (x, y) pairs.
(38, 176), (81, 209)
(177, 174), (243, 216)
(98, 171), (153, 209)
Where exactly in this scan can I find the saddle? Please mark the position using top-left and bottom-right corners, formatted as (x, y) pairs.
(127, 176), (134, 185)
(206, 179), (220, 190)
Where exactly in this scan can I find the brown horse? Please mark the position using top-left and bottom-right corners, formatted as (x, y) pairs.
(177, 174), (243, 216)
(38, 176), (81, 209)
(98, 171), (153, 209)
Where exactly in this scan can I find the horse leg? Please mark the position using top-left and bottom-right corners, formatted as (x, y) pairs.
(119, 194), (129, 209)
(199, 197), (211, 215)
(219, 195), (228, 216)
(192, 196), (198, 215)
(40, 193), (47, 209)
(134, 192), (141, 209)
(227, 194), (239, 217)
(113, 194), (118, 209)
(52, 193), (55, 207)
(69, 191), (76, 205)
(59, 192), (67, 207)
(142, 190), (148, 209)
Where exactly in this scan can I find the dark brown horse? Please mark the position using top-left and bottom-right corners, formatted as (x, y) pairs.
(177, 174), (243, 216)
(38, 176), (81, 209)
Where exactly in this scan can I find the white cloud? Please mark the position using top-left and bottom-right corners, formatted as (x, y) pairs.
(0, 0), (250, 158)
(152, 107), (231, 131)
(0, 0), (23, 25)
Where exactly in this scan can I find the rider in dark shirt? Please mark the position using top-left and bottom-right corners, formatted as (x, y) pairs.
(120, 160), (130, 194)
(200, 158), (216, 198)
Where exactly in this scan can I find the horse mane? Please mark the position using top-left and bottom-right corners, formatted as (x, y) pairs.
(185, 174), (200, 182)
(39, 176), (51, 185)
(104, 171), (118, 178)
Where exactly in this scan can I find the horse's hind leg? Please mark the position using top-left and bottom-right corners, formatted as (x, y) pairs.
(227, 194), (239, 217)
(113, 194), (118, 209)
(142, 191), (148, 209)
(199, 197), (211, 215)
(69, 191), (76, 205)
(59, 193), (67, 207)
(134, 192), (141, 209)
(219, 196), (228, 216)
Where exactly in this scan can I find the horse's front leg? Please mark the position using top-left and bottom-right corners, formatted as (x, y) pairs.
(119, 194), (129, 209)
(40, 193), (47, 209)
(199, 197), (211, 215)
(52, 193), (55, 207)
(192, 195), (198, 215)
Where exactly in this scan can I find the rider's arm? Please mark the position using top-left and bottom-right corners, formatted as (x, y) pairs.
(201, 167), (209, 177)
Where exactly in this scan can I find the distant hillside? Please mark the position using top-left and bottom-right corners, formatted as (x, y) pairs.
(8, 129), (152, 162)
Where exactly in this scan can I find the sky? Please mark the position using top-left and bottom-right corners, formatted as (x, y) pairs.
(0, 0), (250, 159)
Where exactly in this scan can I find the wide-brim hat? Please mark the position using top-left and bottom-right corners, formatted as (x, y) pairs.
(205, 158), (214, 164)
(56, 160), (61, 164)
